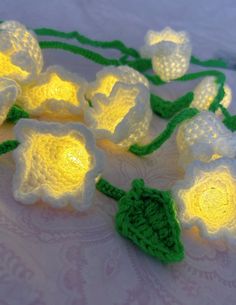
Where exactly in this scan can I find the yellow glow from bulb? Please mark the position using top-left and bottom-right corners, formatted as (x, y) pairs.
(94, 86), (138, 133)
(21, 74), (80, 112)
(181, 171), (236, 233)
(90, 75), (119, 98)
(0, 52), (29, 79)
(21, 134), (91, 196)
(149, 32), (184, 45)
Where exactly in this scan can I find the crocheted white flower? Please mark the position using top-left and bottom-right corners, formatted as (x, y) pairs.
(140, 27), (191, 82)
(173, 158), (236, 243)
(0, 20), (43, 83)
(84, 82), (152, 148)
(176, 111), (236, 167)
(18, 65), (88, 117)
(86, 65), (149, 101)
(191, 77), (232, 114)
(0, 77), (21, 125)
(12, 119), (104, 211)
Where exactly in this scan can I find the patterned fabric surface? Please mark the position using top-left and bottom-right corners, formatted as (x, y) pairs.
(0, 0), (236, 304)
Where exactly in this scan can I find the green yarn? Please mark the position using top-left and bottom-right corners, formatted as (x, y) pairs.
(6, 105), (29, 123)
(116, 179), (184, 263)
(129, 108), (199, 156)
(35, 27), (140, 59)
(150, 92), (194, 119)
(96, 177), (126, 201)
(190, 55), (227, 68)
(96, 177), (184, 263)
(0, 140), (19, 156)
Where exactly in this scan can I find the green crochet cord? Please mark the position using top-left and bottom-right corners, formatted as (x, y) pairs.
(96, 177), (184, 263)
(150, 92), (194, 119)
(7, 105), (29, 123)
(0, 140), (19, 155)
(129, 108), (199, 156)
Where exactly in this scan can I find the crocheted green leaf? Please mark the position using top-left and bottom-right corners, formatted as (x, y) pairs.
(7, 105), (29, 123)
(116, 179), (184, 263)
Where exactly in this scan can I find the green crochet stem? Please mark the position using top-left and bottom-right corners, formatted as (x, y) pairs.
(96, 177), (126, 201)
(6, 105), (29, 123)
(0, 140), (19, 155)
(129, 108), (199, 156)
(150, 92), (194, 119)
(35, 27), (140, 58)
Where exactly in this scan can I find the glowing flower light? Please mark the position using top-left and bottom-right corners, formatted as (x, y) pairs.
(176, 111), (236, 167)
(86, 65), (149, 101)
(12, 119), (104, 210)
(0, 20), (43, 83)
(0, 77), (21, 125)
(140, 27), (191, 81)
(84, 82), (152, 147)
(173, 158), (236, 243)
(18, 66), (87, 117)
(191, 77), (232, 113)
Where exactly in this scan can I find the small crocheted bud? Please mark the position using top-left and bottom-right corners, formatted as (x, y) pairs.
(173, 158), (236, 244)
(0, 20), (43, 83)
(176, 111), (236, 167)
(19, 65), (87, 117)
(0, 77), (21, 125)
(140, 27), (191, 82)
(191, 77), (232, 114)
(116, 179), (184, 263)
(84, 82), (152, 148)
(13, 119), (104, 211)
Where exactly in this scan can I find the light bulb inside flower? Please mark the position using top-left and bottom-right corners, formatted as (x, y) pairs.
(13, 119), (104, 210)
(173, 158), (236, 242)
(18, 65), (87, 117)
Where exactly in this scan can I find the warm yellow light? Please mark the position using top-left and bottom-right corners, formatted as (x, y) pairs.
(0, 20), (43, 82)
(84, 82), (152, 147)
(173, 158), (236, 242)
(13, 119), (104, 210)
(86, 65), (149, 101)
(19, 66), (87, 116)
(181, 171), (236, 232)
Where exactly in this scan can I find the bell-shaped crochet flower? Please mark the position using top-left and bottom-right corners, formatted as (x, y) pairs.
(86, 65), (149, 101)
(18, 65), (87, 117)
(191, 77), (232, 113)
(176, 111), (236, 167)
(84, 82), (152, 147)
(0, 20), (43, 83)
(140, 27), (191, 82)
(173, 158), (236, 243)
(12, 119), (104, 210)
(0, 77), (21, 125)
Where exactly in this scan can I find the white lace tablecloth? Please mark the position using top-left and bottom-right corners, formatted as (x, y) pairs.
(0, 1), (236, 304)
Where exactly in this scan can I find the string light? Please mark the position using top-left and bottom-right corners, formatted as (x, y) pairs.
(140, 27), (191, 81)
(173, 158), (236, 243)
(191, 76), (232, 113)
(18, 65), (88, 117)
(84, 82), (152, 147)
(12, 119), (104, 210)
(0, 20), (43, 83)
(0, 77), (20, 125)
(176, 111), (236, 167)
